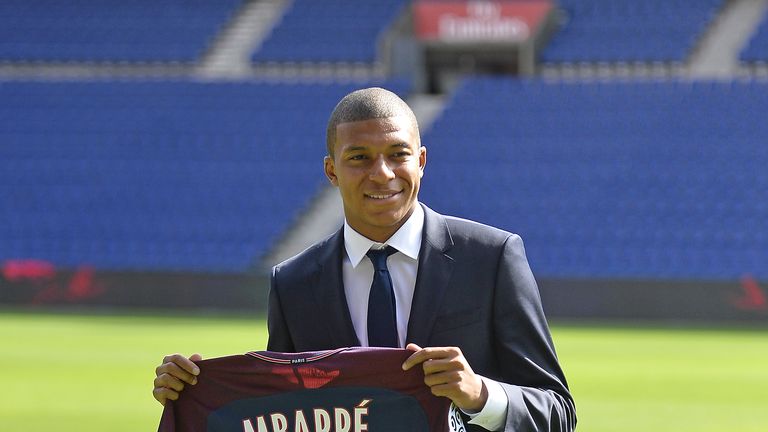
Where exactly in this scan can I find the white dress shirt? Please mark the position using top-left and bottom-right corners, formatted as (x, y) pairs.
(342, 203), (423, 348)
(342, 203), (508, 431)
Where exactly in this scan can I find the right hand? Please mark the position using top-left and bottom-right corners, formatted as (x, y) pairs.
(153, 353), (202, 406)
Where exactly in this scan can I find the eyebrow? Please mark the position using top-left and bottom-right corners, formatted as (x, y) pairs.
(342, 146), (368, 153)
(342, 143), (410, 153)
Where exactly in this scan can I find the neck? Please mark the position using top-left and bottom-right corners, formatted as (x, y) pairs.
(360, 222), (405, 244)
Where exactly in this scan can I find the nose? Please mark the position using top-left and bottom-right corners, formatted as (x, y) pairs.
(368, 155), (396, 183)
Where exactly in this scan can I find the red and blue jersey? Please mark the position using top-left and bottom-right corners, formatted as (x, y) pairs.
(158, 347), (465, 432)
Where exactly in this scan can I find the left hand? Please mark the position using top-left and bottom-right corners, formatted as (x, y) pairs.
(402, 343), (488, 412)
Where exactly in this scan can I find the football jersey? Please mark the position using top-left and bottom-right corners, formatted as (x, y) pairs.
(158, 347), (466, 432)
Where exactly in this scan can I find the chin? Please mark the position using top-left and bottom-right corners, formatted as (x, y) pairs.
(367, 211), (406, 228)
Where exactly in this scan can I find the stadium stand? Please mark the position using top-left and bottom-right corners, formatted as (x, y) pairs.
(0, 0), (243, 62)
(741, 7), (768, 63)
(541, 0), (724, 63)
(420, 77), (768, 280)
(251, 0), (410, 63)
(0, 79), (409, 272)
(1, 0), (764, 298)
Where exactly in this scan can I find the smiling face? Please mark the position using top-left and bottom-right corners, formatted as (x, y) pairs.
(324, 115), (426, 242)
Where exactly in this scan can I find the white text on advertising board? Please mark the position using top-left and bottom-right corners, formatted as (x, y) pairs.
(438, 1), (530, 41)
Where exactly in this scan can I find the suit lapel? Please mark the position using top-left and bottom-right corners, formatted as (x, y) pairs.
(406, 204), (455, 347)
(312, 228), (360, 348)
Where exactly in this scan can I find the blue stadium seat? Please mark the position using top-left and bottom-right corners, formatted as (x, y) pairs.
(0, 0), (242, 62)
(0, 79), (410, 272)
(420, 77), (768, 280)
(252, 0), (409, 63)
(541, 0), (723, 63)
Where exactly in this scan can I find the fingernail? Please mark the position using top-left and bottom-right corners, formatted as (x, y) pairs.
(193, 367), (200, 375)
(192, 377), (198, 385)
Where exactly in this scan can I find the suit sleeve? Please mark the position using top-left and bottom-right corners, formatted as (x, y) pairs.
(266, 264), (295, 352)
(491, 234), (577, 432)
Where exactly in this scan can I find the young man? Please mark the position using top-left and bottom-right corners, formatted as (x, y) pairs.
(154, 88), (576, 432)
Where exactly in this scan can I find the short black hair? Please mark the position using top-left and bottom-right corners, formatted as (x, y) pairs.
(326, 87), (419, 157)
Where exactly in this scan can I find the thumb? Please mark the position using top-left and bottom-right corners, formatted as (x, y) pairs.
(190, 353), (203, 362)
(402, 343), (424, 370)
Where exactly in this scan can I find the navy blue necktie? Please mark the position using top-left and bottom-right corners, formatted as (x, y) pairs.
(366, 246), (399, 347)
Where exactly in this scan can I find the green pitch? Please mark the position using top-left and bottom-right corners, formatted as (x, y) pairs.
(2, 311), (766, 432)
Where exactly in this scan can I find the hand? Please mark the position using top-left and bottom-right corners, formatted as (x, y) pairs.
(153, 353), (202, 406)
(402, 343), (488, 412)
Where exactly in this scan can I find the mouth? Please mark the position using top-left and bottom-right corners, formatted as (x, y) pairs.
(364, 191), (402, 200)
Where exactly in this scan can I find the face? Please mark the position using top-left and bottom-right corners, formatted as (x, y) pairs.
(324, 116), (426, 242)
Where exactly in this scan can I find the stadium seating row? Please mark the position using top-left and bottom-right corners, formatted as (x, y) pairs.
(0, 80), (410, 272)
(0, 0), (242, 62)
(420, 77), (768, 280)
(252, 0), (409, 63)
(3, 0), (765, 65)
(0, 0), (408, 64)
(541, 0), (724, 62)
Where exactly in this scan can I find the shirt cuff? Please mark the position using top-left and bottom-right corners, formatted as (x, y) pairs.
(460, 377), (508, 431)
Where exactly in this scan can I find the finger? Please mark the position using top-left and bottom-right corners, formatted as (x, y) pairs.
(190, 353), (203, 362)
(421, 356), (466, 375)
(402, 344), (425, 370)
(405, 343), (422, 352)
(425, 375), (486, 412)
(161, 353), (201, 377)
(402, 346), (456, 370)
(153, 386), (180, 406)
(157, 361), (198, 385)
(423, 370), (461, 388)
(154, 374), (186, 392)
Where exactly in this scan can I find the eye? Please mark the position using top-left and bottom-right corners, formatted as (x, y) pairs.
(348, 154), (367, 161)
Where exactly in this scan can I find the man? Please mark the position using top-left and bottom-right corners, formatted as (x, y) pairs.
(154, 88), (576, 431)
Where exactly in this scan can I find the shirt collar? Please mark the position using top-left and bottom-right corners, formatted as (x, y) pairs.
(344, 203), (424, 268)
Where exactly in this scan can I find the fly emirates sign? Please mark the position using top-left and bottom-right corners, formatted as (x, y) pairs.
(414, 0), (553, 43)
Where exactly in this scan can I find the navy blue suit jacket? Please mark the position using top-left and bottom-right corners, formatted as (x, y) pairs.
(268, 204), (576, 431)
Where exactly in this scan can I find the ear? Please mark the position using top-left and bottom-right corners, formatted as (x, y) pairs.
(418, 146), (427, 177)
(324, 155), (338, 186)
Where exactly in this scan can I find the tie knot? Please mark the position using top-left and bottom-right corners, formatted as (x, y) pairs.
(366, 246), (397, 270)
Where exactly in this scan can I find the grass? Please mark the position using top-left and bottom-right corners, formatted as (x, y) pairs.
(1, 311), (766, 431)
(554, 325), (768, 431)
(1, 311), (267, 431)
